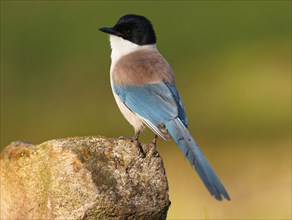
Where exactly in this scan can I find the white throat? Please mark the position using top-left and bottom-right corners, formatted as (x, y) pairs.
(109, 35), (157, 72)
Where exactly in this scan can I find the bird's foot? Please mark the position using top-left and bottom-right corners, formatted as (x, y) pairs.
(132, 139), (146, 158)
(130, 132), (146, 158)
(148, 135), (158, 156)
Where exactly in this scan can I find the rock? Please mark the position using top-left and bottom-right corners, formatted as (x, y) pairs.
(0, 136), (170, 219)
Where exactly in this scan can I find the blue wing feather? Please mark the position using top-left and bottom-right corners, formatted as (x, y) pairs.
(166, 84), (188, 127)
(114, 82), (186, 126)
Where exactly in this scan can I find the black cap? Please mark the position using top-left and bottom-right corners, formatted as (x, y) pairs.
(99, 14), (156, 46)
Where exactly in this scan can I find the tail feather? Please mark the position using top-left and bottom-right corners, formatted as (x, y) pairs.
(165, 118), (230, 201)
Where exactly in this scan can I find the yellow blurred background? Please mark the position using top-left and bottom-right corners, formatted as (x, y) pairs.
(1, 1), (291, 219)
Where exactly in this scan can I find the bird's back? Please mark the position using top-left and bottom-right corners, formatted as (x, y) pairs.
(112, 47), (175, 86)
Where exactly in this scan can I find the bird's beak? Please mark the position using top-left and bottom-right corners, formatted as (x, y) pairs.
(98, 27), (121, 37)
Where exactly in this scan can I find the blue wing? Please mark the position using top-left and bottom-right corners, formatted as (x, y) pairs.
(113, 82), (187, 138)
(113, 82), (230, 201)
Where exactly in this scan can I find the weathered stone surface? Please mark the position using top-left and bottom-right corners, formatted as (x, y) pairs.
(0, 136), (170, 219)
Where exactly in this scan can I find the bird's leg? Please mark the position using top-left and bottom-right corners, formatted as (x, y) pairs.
(130, 131), (146, 158)
(150, 135), (158, 147)
(130, 131), (140, 142)
(148, 135), (158, 156)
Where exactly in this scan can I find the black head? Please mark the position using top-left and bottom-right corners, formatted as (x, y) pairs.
(99, 14), (156, 46)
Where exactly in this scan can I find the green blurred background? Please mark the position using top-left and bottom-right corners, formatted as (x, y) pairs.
(1, 1), (291, 219)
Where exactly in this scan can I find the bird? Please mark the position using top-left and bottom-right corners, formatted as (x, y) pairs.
(99, 14), (230, 201)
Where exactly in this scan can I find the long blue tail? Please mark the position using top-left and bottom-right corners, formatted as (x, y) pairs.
(165, 118), (230, 201)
